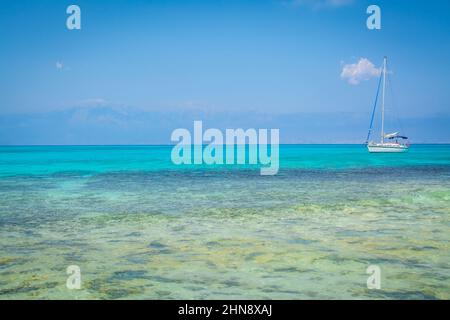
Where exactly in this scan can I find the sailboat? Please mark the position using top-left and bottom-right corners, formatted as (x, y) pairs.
(366, 57), (409, 153)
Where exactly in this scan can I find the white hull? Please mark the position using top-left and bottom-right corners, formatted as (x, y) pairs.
(367, 143), (408, 153)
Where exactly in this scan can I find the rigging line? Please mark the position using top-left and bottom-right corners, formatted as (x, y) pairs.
(387, 70), (406, 136)
(366, 69), (383, 143)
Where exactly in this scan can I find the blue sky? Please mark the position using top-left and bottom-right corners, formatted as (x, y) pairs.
(0, 0), (449, 144)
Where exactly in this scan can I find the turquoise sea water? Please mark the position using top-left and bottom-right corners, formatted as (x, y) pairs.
(0, 144), (449, 299)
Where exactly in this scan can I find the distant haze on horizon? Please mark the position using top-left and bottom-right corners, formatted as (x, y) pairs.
(1, 0), (449, 144)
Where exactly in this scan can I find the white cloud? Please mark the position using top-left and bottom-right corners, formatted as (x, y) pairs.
(340, 58), (381, 85)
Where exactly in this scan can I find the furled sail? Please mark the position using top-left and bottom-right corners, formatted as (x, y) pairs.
(384, 132), (408, 139)
(384, 132), (399, 139)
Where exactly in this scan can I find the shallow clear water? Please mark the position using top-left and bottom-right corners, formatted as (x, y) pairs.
(0, 145), (449, 299)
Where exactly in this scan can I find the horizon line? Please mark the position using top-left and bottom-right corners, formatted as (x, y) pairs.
(1, 143), (450, 147)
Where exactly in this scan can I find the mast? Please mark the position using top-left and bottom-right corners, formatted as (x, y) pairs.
(381, 56), (387, 143)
